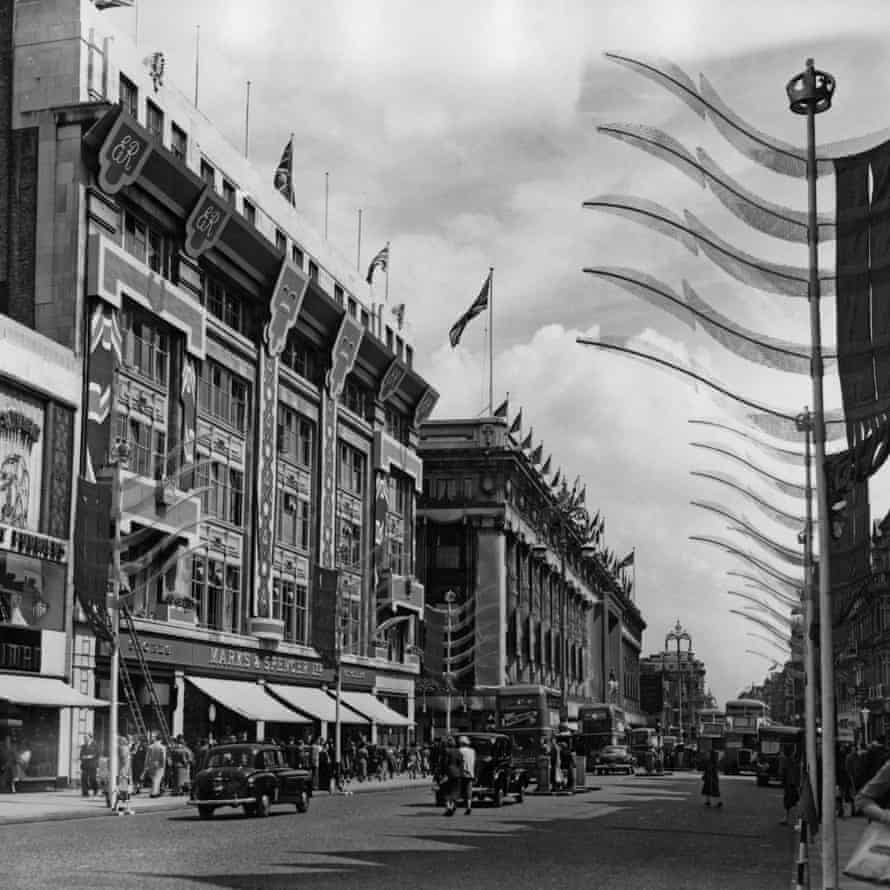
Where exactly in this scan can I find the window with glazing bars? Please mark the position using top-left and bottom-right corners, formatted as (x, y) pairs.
(337, 441), (365, 495)
(121, 304), (169, 386)
(192, 557), (240, 633)
(195, 461), (244, 525)
(114, 414), (166, 480)
(280, 336), (317, 384)
(198, 360), (249, 431)
(277, 491), (310, 551)
(146, 100), (164, 142)
(122, 210), (172, 278)
(119, 74), (138, 118)
(277, 404), (314, 468)
(171, 122), (187, 160)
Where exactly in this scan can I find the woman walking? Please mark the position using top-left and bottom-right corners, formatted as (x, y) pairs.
(702, 748), (722, 808)
(113, 735), (134, 816)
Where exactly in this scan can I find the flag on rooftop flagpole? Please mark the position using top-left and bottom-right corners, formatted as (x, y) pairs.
(274, 135), (294, 205)
(509, 409), (522, 434)
(493, 398), (509, 418)
(366, 244), (389, 285)
(616, 549), (635, 571)
(541, 455), (552, 475)
(391, 303), (406, 328)
(530, 443), (543, 464)
(551, 469), (561, 488)
(449, 271), (491, 348)
(520, 428), (533, 450)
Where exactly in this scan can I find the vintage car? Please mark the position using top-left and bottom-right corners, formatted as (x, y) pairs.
(433, 733), (529, 807)
(188, 743), (312, 819)
(592, 744), (636, 775)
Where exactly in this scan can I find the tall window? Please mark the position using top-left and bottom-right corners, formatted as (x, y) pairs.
(121, 303), (169, 386)
(338, 441), (365, 496)
(405, 345), (414, 369)
(308, 260), (319, 282)
(200, 159), (215, 189)
(203, 273), (250, 337)
(340, 377), (372, 422)
(384, 405), (409, 444)
(192, 557), (240, 633)
(278, 490), (311, 551)
(275, 229), (287, 253)
(198, 360), (249, 431)
(114, 415), (166, 480)
(347, 297), (357, 318)
(171, 122), (187, 161)
(292, 244), (304, 268)
(222, 179), (236, 206)
(243, 199), (256, 226)
(119, 74), (138, 118)
(122, 209), (172, 279)
(146, 100), (164, 141)
(280, 335), (318, 385)
(333, 284), (344, 307)
(272, 579), (308, 644)
(277, 404), (314, 468)
(196, 461), (244, 525)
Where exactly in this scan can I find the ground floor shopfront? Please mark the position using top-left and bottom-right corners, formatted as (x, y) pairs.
(70, 624), (416, 782)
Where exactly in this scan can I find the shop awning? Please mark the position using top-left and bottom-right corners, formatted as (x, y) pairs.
(0, 675), (108, 708)
(187, 677), (310, 724)
(330, 691), (413, 727)
(266, 684), (369, 725)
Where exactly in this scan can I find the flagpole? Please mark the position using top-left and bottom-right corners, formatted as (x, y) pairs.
(356, 209), (362, 273)
(194, 25), (200, 108)
(244, 81), (250, 158)
(288, 132), (294, 206)
(324, 172), (329, 240)
(489, 267), (494, 415)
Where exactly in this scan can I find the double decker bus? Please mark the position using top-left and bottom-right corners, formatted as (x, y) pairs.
(577, 703), (628, 769)
(697, 708), (726, 761)
(629, 727), (658, 766)
(723, 699), (769, 774)
(494, 685), (562, 776)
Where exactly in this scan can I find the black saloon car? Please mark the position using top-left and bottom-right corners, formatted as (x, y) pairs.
(188, 743), (312, 819)
(593, 744), (636, 775)
(433, 733), (528, 807)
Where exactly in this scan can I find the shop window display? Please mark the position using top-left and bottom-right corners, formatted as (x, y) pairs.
(0, 553), (65, 632)
(0, 708), (59, 785)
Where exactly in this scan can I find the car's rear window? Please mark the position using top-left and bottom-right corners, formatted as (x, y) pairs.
(205, 748), (255, 768)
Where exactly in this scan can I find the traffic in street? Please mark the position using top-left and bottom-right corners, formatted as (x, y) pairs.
(0, 773), (796, 890)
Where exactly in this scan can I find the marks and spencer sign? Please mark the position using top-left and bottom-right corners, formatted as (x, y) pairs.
(113, 633), (376, 690)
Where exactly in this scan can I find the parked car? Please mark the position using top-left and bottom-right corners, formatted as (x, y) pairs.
(592, 745), (636, 775)
(188, 743), (312, 819)
(433, 733), (529, 806)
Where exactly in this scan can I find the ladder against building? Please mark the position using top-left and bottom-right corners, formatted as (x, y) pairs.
(79, 598), (172, 747)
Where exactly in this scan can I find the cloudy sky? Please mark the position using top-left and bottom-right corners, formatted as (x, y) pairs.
(116, 0), (890, 707)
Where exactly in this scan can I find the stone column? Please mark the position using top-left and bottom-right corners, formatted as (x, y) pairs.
(475, 522), (507, 688)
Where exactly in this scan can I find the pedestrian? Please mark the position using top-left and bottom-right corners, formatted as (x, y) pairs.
(847, 742), (867, 815)
(458, 735), (476, 815)
(145, 733), (166, 798)
(113, 735), (134, 816)
(79, 733), (99, 797)
(779, 748), (800, 825)
(442, 736), (463, 817)
(855, 752), (890, 825)
(701, 748), (722, 808)
(836, 742), (853, 818)
(356, 742), (368, 782)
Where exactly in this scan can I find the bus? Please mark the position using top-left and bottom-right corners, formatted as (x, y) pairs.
(697, 708), (726, 761)
(629, 727), (658, 767)
(723, 699), (769, 775)
(494, 685), (562, 776)
(577, 704), (628, 769)
(754, 724), (803, 787)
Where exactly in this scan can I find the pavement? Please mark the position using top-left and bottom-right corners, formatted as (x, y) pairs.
(798, 813), (876, 889)
(0, 773), (430, 825)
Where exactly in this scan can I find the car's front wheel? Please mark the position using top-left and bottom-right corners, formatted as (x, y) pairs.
(256, 793), (272, 817)
(197, 806), (214, 820)
(295, 789), (309, 813)
(493, 785), (503, 808)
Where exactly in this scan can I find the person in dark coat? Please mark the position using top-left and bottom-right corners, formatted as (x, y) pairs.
(779, 749), (800, 825)
(442, 736), (463, 817)
(701, 748), (722, 807)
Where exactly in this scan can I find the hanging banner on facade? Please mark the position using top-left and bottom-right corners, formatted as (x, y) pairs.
(183, 187), (232, 259)
(326, 314), (364, 399)
(97, 111), (153, 195)
(0, 387), (44, 532)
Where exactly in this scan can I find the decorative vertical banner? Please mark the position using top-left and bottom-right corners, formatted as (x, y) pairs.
(318, 314), (364, 568)
(378, 358), (406, 404)
(97, 111), (153, 195)
(183, 186), (233, 260)
(413, 385), (439, 428)
(85, 303), (122, 482)
(373, 473), (390, 614)
(253, 259), (310, 620)
(180, 359), (197, 488)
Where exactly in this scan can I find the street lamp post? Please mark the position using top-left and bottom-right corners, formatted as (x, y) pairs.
(444, 590), (456, 736)
(665, 621), (691, 745)
(787, 58), (837, 888)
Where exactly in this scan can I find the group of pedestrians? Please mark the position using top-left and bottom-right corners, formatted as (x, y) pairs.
(438, 735), (476, 816)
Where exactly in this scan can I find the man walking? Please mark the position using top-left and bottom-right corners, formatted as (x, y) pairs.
(145, 733), (166, 798)
(458, 735), (476, 816)
(79, 733), (98, 797)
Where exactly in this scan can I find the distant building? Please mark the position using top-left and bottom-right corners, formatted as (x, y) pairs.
(639, 646), (707, 743)
(415, 415), (647, 737)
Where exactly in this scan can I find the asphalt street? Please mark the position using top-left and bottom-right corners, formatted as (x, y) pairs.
(0, 773), (797, 890)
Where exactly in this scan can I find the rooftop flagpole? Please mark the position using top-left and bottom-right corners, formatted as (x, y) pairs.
(489, 267), (494, 415)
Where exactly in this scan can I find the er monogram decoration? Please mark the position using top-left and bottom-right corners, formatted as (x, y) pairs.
(184, 187), (232, 259)
(326, 314), (365, 400)
(97, 112), (153, 195)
